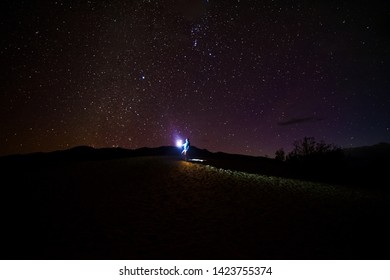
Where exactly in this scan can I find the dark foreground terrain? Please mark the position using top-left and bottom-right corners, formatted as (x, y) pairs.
(1, 147), (390, 259)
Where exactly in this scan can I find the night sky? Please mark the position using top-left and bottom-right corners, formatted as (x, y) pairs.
(1, 0), (389, 156)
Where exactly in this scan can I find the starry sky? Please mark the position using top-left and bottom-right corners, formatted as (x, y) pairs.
(1, 0), (389, 156)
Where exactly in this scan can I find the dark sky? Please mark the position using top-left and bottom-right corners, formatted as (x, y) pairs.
(1, 0), (389, 156)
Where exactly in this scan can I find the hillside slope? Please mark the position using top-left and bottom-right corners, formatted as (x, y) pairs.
(2, 156), (389, 259)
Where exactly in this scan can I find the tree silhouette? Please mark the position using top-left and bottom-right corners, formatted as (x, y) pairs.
(275, 148), (286, 161)
(287, 137), (342, 161)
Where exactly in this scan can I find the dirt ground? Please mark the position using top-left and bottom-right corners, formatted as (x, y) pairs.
(2, 156), (390, 259)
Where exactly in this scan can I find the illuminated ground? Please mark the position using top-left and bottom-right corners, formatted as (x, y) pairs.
(2, 156), (390, 259)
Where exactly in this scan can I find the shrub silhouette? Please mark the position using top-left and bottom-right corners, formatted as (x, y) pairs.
(286, 137), (344, 181)
(287, 137), (342, 160)
(275, 148), (286, 161)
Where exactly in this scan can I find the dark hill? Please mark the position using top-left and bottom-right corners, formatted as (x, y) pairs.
(340, 143), (390, 187)
(344, 142), (390, 160)
(0, 145), (283, 177)
(1, 144), (389, 259)
(1, 143), (390, 188)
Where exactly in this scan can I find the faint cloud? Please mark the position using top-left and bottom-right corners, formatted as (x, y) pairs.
(278, 117), (323, 126)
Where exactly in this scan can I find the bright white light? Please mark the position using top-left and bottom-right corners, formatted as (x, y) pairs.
(176, 139), (183, 147)
(190, 159), (205, 162)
